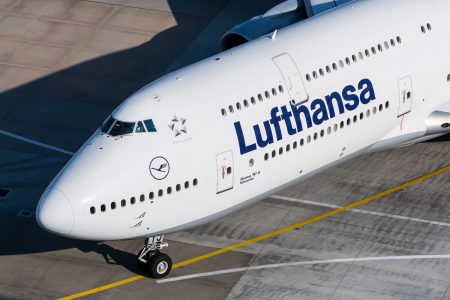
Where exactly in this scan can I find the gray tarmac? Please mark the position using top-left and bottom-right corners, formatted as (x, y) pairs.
(0, 1), (449, 299)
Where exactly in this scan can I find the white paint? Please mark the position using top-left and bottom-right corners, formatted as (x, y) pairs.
(271, 195), (450, 228)
(0, 130), (74, 156)
(157, 254), (450, 283)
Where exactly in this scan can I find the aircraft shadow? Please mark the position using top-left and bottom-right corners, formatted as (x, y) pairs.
(0, 0), (216, 265)
(0, 0), (281, 272)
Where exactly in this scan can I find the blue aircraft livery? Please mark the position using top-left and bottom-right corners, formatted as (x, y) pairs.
(234, 78), (376, 155)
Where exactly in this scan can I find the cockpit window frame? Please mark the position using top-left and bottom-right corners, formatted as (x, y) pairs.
(100, 116), (157, 137)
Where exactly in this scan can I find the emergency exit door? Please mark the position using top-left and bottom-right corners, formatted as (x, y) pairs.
(273, 53), (308, 103)
(398, 76), (413, 117)
(216, 151), (234, 194)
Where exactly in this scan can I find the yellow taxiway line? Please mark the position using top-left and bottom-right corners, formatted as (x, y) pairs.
(59, 164), (450, 300)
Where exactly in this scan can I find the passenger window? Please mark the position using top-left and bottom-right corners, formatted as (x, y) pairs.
(221, 108), (226, 116)
(293, 141), (298, 149)
(167, 187), (172, 194)
(140, 194), (145, 202)
(111, 202), (116, 209)
(144, 119), (157, 132)
(158, 189), (163, 197)
(264, 153), (269, 160)
(135, 121), (146, 133)
(272, 88), (277, 96)
(90, 207), (96, 214)
(121, 199), (126, 207)
(149, 192), (154, 199)
(101, 204), (106, 212)
(176, 184), (181, 191)
(272, 150), (276, 158)
(130, 197), (136, 204)
(184, 181), (190, 189)
(193, 178), (198, 186)
(251, 97), (256, 105)
(243, 99), (249, 107)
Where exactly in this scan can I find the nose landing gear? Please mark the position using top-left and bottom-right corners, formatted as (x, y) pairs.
(137, 235), (172, 278)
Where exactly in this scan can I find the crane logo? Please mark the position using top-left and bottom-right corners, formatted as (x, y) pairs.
(149, 156), (170, 180)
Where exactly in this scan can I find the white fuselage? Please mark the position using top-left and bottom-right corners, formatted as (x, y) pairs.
(36, 0), (450, 241)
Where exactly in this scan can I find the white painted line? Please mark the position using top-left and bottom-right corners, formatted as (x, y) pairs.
(0, 130), (74, 156)
(158, 254), (450, 283)
(271, 195), (450, 228)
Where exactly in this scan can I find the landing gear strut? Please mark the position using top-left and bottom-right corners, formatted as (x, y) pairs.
(137, 235), (172, 278)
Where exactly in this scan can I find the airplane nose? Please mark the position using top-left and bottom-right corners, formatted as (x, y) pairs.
(36, 188), (74, 235)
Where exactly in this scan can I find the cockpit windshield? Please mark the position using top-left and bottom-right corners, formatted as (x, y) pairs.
(100, 116), (157, 136)
(109, 121), (135, 136)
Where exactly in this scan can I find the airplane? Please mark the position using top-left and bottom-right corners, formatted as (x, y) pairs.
(36, 0), (450, 279)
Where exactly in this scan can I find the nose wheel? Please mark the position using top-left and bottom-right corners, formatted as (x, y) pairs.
(137, 235), (172, 279)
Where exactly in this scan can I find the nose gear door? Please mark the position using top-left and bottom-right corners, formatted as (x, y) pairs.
(273, 53), (308, 103)
(216, 151), (234, 194)
(398, 76), (413, 117)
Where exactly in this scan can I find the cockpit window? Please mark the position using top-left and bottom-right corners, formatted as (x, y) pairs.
(135, 121), (146, 133)
(100, 116), (156, 136)
(144, 119), (157, 132)
(100, 116), (115, 133)
(109, 121), (135, 136)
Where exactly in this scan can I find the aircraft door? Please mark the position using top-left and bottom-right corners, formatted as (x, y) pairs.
(398, 76), (413, 117)
(216, 151), (234, 194)
(272, 53), (308, 103)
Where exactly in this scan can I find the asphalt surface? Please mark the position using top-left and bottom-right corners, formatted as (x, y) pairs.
(0, 1), (449, 299)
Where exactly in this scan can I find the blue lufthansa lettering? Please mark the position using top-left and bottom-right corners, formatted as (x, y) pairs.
(234, 78), (376, 155)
